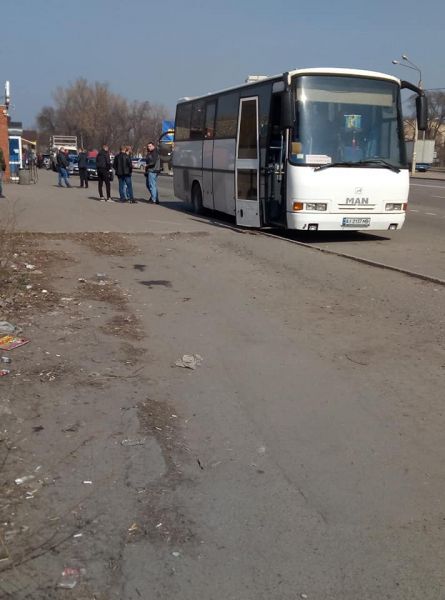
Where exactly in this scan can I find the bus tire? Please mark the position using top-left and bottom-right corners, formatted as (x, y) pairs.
(191, 182), (203, 214)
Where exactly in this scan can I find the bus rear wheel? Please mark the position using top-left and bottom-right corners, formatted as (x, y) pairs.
(191, 183), (203, 214)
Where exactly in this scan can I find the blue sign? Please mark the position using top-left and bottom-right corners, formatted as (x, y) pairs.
(162, 120), (175, 142)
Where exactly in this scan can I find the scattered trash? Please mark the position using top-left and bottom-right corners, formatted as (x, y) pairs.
(257, 446), (266, 455)
(0, 321), (17, 335)
(78, 278), (86, 283)
(172, 551), (181, 558)
(83, 480), (93, 485)
(73, 533), (83, 538)
(121, 438), (146, 447)
(96, 273), (107, 280)
(41, 289), (48, 294)
(128, 523), (139, 532)
(25, 263), (36, 270)
(58, 566), (86, 589)
(62, 422), (81, 433)
(1, 356), (11, 364)
(175, 354), (203, 370)
(300, 595), (308, 599)
(26, 284), (33, 290)
(0, 369), (10, 377)
(0, 336), (30, 351)
(15, 475), (35, 485)
(156, 523), (162, 529)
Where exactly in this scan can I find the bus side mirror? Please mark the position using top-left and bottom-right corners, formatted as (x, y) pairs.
(416, 95), (428, 131)
(281, 89), (294, 129)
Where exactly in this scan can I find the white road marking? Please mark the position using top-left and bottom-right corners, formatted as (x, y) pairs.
(432, 195), (445, 198)
(410, 209), (419, 212)
(425, 212), (437, 216)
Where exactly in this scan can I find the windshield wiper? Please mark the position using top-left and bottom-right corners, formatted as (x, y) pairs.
(314, 159), (400, 173)
(355, 159), (400, 173)
(314, 161), (356, 171)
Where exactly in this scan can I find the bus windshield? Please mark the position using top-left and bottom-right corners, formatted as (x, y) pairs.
(290, 75), (406, 169)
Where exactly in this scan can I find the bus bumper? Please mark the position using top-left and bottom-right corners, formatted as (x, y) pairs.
(286, 212), (406, 232)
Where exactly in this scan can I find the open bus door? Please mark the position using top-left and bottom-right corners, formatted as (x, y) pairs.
(235, 97), (261, 227)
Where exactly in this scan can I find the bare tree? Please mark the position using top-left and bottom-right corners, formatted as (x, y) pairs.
(36, 79), (171, 153)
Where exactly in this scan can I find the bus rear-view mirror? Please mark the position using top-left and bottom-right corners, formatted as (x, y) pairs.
(281, 89), (294, 130)
(416, 95), (428, 131)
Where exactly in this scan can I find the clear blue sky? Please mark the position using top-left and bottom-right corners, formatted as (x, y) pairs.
(1, 0), (444, 127)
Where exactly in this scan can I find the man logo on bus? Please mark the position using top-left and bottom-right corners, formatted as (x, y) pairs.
(345, 197), (369, 205)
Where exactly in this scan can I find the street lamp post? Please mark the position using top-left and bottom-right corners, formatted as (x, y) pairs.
(392, 54), (423, 175)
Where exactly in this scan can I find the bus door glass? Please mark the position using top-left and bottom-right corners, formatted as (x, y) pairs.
(203, 101), (216, 209)
(235, 97), (261, 227)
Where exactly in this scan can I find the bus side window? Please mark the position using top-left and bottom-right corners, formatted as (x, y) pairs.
(190, 101), (205, 140)
(205, 102), (216, 139)
(176, 103), (192, 141)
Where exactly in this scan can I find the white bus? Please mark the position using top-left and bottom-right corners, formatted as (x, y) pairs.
(173, 68), (426, 231)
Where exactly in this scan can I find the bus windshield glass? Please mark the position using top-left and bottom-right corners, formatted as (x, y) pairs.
(290, 75), (405, 168)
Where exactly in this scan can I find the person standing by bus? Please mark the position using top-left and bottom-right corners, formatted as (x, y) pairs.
(56, 147), (71, 188)
(78, 148), (89, 189)
(96, 144), (112, 201)
(113, 145), (134, 202)
(145, 142), (161, 204)
(0, 146), (6, 198)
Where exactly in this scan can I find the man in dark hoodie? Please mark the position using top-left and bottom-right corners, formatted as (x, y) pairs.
(77, 148), (89, 189)
(56, 147), (71, 188)
(113, 145), (134, 203)
(96, 144), (112, 201)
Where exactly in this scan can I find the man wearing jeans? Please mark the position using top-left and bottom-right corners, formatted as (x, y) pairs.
(145, 142), (160, 203)
(0, 147), (6, 198)
(56, 148), (71, 188)
(113, 146), (134, 203)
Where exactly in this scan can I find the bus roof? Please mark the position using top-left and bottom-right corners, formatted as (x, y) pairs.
(177, 67), (402, 104)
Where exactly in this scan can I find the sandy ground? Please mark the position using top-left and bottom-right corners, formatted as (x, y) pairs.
(0, 172), (444, 599)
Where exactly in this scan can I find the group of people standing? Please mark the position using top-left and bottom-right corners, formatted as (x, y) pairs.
(56, 142), (161, 204)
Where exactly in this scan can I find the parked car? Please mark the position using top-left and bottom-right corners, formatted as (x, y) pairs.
(131, 157), (146, 170)
(68, 157), (79, 175)
(86, 157), (114, 181)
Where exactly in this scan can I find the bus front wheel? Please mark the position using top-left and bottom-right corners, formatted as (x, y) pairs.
(191, 183), (203, 214)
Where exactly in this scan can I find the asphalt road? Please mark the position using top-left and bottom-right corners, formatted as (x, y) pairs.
(1, 170), (444, 598)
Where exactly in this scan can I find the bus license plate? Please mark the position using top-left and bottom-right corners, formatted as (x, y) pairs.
(342, 217), (371, 227)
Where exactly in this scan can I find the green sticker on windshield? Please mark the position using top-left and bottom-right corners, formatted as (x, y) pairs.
(344, 114), (362, 130)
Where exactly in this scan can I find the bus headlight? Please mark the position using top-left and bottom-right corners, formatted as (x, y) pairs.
(305, 203), (327, 211)
(385, 203), (403, 211)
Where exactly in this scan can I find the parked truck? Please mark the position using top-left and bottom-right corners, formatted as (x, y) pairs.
(49, 135), (78, 171)
(405, 139), (435, 172)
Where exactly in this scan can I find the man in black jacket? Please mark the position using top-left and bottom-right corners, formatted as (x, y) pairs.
(77, 148), (89, 189)
(56, 148), (71, 188)
(145, 142), (160, 203)
(96, 144), (112, 201)
(113, 145), (134, 203)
